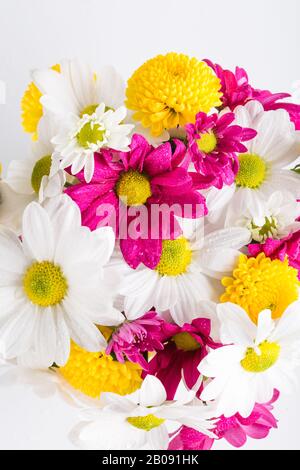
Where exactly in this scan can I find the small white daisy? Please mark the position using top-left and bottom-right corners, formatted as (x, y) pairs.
(51, 103), (133, 183)
(70, 375), (215, 450)
(0, 195), (123, 368)
(118, 223), (251, 325)
(205, 101), (300, 225)
(226, 190), (300, 242)
(6, 115), (65, 204)
(199, 302), (300, 418)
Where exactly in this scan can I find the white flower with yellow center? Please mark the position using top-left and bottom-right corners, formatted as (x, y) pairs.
(51, 103), (133, 183)
(226, 191), (300, 242)
(32, 59), (133, 182)
(205, 101), (300, 226)
(0, 196), (123, 368)
(119, 224), (251, 325)
(70, 375), (215, 450)
(33, 60), (126, 123)
(6, 115), (65, 206)
(199, 302), (300, 418)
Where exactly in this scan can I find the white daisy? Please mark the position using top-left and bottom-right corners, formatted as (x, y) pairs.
(6, 115), (65, 204)
(205, 101), (300, 226)
(70, 375), (215, 450)
(226, 191), (300, 242)
(119, 223), (251, 325)
(0, 195), (123, 368)
(32, 60), (126, 121)
(199, 302), (300, 418)
(51, 103), (133, 183)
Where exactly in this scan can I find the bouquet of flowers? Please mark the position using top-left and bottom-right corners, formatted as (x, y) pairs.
(1, 52), (300, 450)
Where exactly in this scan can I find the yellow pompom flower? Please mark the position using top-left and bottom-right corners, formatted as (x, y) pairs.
(59, 341), (142, 399)
(221, 253), (300, 324)
(21, 64), (61, 140)
(126, 52), (222, 137)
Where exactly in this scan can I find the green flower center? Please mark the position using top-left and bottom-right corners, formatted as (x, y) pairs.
(235, 153), (267, 189)
(197, 132), (217, 154)
(76, 121), (105, 149)
(115, 170), (152, 206)
(127, 414), (165, 431)
(23, 261), (68, 307)
(250, 216), (278, 241)
(241, 341), (280, 373)
(173, 332), (200, 351)
(31, 155), (52, 193)
(156, 238), (192, 276)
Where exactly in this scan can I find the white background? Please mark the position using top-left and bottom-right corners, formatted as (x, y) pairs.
(0, 0), (300, 450)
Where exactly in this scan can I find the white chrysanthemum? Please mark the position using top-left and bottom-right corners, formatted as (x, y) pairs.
(51, 103), (133, 183)
(6, 115), (65, 204)
(118, 223), (251, 325)
(226, 191), (300, 242)
(0, 195), (123, 368)
(205, 101), (300, 226)
(33, 60), (126, 120)
(70, 375), (215, 450)
(199, 302), (300, 418)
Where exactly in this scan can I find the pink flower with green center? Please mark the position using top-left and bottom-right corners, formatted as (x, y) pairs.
(144, 318), (221, 400)
(186, 112), (256, 189)
(66, 134), (207, 269)
(169, 391), (279, 450)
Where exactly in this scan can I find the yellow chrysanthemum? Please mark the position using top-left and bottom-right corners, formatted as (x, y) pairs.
(221, 253), (300, 324)
(126, 52), (222, 137)
(21, 64), (61, 140)
(59, 341), (142, 399)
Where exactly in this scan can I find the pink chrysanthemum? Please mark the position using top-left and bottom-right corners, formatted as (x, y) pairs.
(145, 318), (220, 400)
(204, 60), (253, 110)
(66, 134), (207, 269)
(249, 231), (300, 280)
(169, 391), (279, 450)
(206, 60), (300, 130)
(186, 112), (256, 189)
(106, 312), (164, 370)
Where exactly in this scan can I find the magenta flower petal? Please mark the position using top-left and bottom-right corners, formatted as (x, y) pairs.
(169, 427), (214, 451)
(120, 238), (162, 270)
(143, 142), (172, 176)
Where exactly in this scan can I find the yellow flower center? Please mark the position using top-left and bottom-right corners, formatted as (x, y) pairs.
(23, 261), (68, 307)
(80, 104), (99, 117)
(127, 414), (165, 431)
(59, 341), (142, 398)
(250, 216), (278, 242)
(126, 52), (222, 137)
(156, 238), (192, 276)
(115, 170), (152, 206)
(76, 121), (105, 149)
(235, 154), (267, 189)
(173, 332), (200, 351)
(21, 64), (61, 140)
(241, 341), (281, 373)
(31, 155), (52, 193)
(221, 253), (300, 324)
(197, 132), (218, 154)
